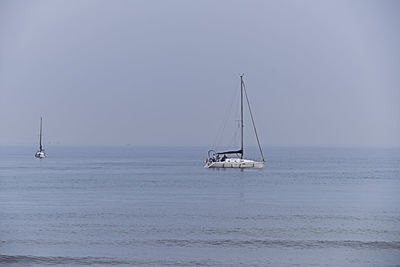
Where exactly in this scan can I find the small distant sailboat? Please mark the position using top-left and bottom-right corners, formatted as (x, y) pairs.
(205, 75), (264, 168)
(35, 117), (46, 159)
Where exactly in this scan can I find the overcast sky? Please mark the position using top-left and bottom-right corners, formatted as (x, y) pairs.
(0, 0), (399, 146)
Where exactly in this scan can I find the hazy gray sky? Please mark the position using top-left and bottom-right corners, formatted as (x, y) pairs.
(0, 0), (399, 146)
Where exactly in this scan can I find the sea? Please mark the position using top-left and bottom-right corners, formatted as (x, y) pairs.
(0, 146), (399, 266)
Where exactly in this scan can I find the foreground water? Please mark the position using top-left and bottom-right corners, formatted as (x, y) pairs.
(0, 146), (399, 266)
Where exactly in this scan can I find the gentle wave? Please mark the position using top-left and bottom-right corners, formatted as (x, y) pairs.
(144, 239), (400, 249)
(0, 255), (127, 265)
(2, 239), (399, 250)
(0, 255), (221, 266)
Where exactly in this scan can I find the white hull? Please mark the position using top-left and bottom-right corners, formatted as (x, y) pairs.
(35, 151), (46, 158)
(204, 158), (264, 168)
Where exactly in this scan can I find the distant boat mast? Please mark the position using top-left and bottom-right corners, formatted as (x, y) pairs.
(39, 116), (43, 152)
(240, 74), (244, 159)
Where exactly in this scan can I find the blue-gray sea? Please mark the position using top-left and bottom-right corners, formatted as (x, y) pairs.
(1, 146), (399, 266)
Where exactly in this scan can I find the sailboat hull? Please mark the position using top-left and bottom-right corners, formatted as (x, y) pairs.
(35, 151), (46, 158)
(204, 158), (264, 168)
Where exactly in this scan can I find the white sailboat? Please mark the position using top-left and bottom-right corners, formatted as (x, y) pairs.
(205, 75), (264, 168)
(35, 117), (46, 159)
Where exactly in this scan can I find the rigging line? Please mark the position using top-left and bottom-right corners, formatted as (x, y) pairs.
(228, 98), (241, 148)
(228, 120), (239, 148)
(212, 82), (239, 150)
(228, 84), (241, 149)
(228, 95), (241, 149)
(243, 81), (265, 162)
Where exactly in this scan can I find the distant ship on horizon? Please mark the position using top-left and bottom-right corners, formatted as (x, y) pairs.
(35, 117), (46, 159)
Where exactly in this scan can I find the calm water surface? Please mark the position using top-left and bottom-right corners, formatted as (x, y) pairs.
(0, 146), (399, 266)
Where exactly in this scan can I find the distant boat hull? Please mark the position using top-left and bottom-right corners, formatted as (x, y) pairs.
(204, 158), (264, 168)
(35, 151), (46, 158)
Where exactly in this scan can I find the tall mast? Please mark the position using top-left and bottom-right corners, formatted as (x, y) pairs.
(39, 117), (43, 151)
(243, 80), (265, 162)
(240, 75), (244, 159)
